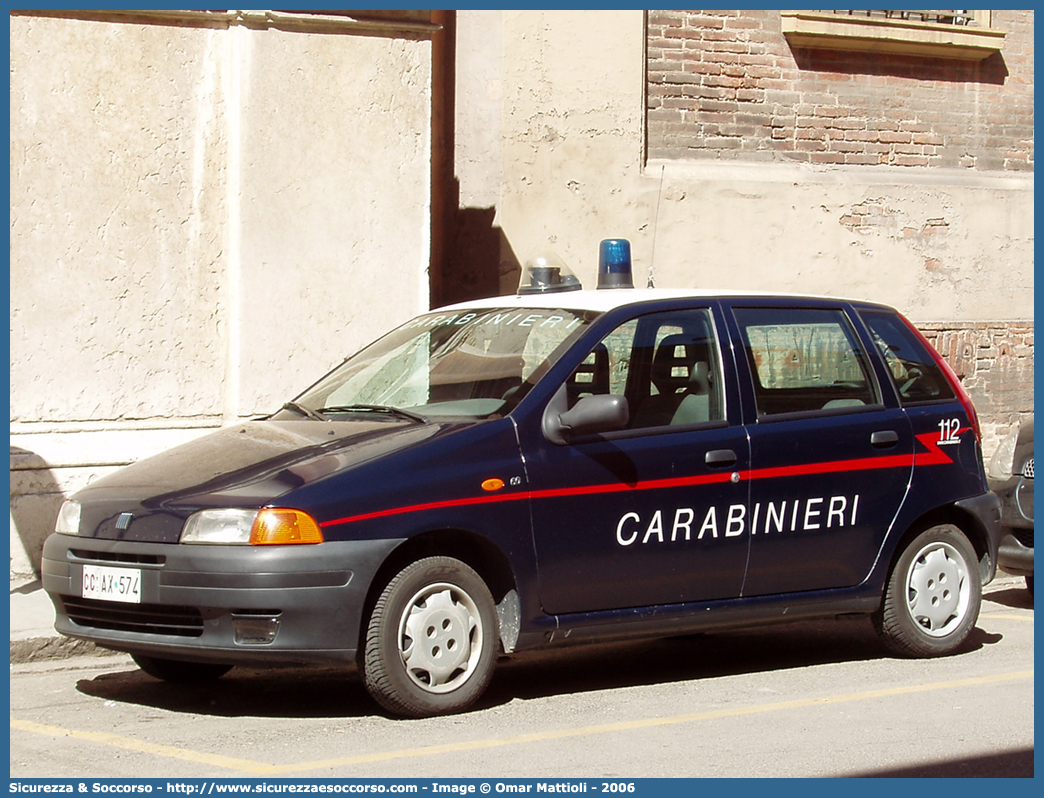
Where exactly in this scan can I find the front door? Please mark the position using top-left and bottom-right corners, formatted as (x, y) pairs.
(520, 305), (751, 615)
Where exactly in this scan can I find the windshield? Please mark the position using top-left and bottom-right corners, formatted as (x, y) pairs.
(279, 307), (598, 421)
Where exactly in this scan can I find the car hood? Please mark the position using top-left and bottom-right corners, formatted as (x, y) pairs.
(70, 418), (471, 542)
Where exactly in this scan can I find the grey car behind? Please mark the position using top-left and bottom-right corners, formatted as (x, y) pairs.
(988, 415), (1034, 595)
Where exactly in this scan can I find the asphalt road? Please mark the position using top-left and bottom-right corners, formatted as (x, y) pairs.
(10, 580), (1034, 779)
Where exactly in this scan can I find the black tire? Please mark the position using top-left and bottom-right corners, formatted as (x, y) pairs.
(363, 556), (498, 718)
(874, 524), (981, 657)
(131, 653), (233, 684)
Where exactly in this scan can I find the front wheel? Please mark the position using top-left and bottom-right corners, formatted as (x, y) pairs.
(874, 524), (981, 657)
(363, 556), (499, 718)
(131, 653), (233, 684)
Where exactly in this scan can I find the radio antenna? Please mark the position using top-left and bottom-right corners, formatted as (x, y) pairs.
(647, 164), (665, 288)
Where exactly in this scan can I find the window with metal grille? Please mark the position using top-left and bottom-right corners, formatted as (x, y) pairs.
(780, 10), (1003, 60)
(819, 10), (978, 27)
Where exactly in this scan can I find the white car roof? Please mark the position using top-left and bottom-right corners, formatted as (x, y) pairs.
(438, 288), (863, 315)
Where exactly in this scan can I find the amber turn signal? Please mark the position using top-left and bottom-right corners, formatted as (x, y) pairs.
(250, 508), (324, 545)
(481, 478), (505, 492)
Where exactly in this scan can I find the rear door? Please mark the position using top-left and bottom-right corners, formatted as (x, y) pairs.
(727, 302), (914, 596)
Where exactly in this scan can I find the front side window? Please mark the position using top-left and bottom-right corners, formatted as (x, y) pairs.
(734, 307), (879, 418)
(285, 308), (597, 420)
(565, 308), (725, 430)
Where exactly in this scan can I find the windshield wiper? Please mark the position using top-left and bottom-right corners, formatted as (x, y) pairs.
(317, 404), (429, 424)
(281, 401), (327, 422)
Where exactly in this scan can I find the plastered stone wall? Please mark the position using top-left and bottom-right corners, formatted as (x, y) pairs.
(234, 27), (432, 414)
(11, 18), (229, 424)
(494, 9), (647, 294)
(10, 13), (432, 576)
(640, 163), (1034, 323)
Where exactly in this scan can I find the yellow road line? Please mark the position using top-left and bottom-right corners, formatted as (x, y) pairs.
(11, 669), (1033, 776)
(981, 612), (1035, 622)
(272, 670), (1035, 774)
(9, 717), (278, 775)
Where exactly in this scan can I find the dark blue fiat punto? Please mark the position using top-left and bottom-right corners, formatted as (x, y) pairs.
(43, 241), (1001, 717)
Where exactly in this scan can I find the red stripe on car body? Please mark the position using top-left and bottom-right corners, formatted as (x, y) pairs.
(319, 430), (961, 530)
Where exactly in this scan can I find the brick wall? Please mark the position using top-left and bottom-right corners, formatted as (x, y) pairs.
(647, 10), (1034, 170)
(918, 321), (1034, 455)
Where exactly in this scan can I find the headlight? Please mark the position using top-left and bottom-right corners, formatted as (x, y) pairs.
(988, 424), (1020, 481)
(180, 508), (323, 545)
(55, 500), (81, 535)
(181, 508), (256, 544)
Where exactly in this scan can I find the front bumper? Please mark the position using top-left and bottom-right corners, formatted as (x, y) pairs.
(989, 474), (1034, 530)
(41, 533), (402, 666)
(987, 474), (1033, 577)
(998, 532), (1034, 577)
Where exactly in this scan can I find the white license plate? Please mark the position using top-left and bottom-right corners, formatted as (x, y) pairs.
(82, 564), (142, 604)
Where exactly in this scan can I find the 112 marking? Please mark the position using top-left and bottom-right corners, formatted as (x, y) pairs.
(938, 418), (962, 445)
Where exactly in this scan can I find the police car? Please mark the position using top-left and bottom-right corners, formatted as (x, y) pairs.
(43, 240), (1001, 718)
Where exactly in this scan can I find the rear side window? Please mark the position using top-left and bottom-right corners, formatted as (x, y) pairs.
(733, 307), (879, 418)
(859, 310), (956, 404)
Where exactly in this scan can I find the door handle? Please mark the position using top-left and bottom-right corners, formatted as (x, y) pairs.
(871, 430), (899, 448)
(705, 449), (737, 467)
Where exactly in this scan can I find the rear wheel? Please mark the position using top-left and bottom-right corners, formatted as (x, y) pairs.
(363, 556), (498, 718)
(874, 524), (981, 657)
(131, 653), (232, 684)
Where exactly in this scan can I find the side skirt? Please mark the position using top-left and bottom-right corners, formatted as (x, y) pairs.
(515, 588), (882, 651)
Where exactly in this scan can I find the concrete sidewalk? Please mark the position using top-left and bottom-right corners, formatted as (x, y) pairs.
(9, 572), (1031, 665)
(10, 577), (103, 663)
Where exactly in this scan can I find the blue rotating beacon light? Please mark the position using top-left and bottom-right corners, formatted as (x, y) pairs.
(597, 238), (634, 290)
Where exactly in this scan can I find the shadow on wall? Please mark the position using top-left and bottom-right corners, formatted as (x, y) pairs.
(792, 46), (1009, 85)
(435, 206), (522, 308)
(433, 173), (521, 308)
(10, 447), (64, 580)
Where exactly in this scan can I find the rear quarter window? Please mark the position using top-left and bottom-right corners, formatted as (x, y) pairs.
(733, 306), (879, 418)
(859, 310), (956, 405)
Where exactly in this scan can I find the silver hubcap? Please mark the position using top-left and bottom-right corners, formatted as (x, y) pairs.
(906, 541), (971, 637)
(397, 582), (483, 694)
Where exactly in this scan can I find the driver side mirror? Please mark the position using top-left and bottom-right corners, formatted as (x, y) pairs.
(543, 390), (629, 445)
